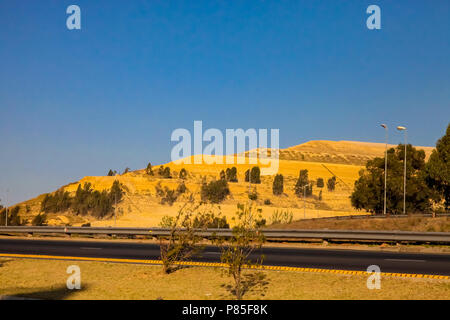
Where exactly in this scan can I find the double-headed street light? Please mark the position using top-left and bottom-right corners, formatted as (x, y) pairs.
(397, 126), (407, 215)
(380, 124), (388, 215)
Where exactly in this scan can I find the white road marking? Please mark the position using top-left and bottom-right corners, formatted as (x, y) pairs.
(385, 258), (426, 263)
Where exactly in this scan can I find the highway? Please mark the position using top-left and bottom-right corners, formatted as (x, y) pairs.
(0, 238), (449, 275)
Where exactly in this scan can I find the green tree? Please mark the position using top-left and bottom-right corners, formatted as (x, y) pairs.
(220, 170), (226, 181)
(250, 166), (261, 184)
(163, 167), (172, 179)
(179, 168), (187, 180)
(107, 169), (115, 176)
(7, 206), (22, 226)
(226, 167), (238, 182)
(110, 180), (124, 203)
(245, 169), (250, 182)
(216, 203), (268, 300)
(146, 163), (154, 175)
(159, 197), (214, 274)
(425, 123), (450, 210)
(316, 178), (324, 188)
(201, 179), (230, 203)
(294, 170), (312, 197)
(327, 176), (336, 192)
(272, 174), (284, 195)
(351, 144), (434, 214)
(248, 187), (258, 200)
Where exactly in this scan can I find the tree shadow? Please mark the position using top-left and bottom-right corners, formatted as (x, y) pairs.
(1, 284), (89, 300)
(0, 258), (12, 268)
(220, 272), (269, 300)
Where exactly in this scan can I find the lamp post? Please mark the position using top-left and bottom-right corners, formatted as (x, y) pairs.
(397, 126), (407, 215)
(380, 124), (388, 215)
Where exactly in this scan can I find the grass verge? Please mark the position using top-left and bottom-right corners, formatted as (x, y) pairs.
(0, 258), (449, 300)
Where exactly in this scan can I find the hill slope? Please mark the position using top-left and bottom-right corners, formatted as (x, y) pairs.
(13, 140), (433, 227)
(280, 140), (434, 165)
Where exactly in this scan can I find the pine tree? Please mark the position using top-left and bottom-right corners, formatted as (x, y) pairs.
(327, 176), (336, 192)
(294, 170), (311, 197)
(316, 178), (324, 188)
(272, 174), (284, 195)
(146, 163), (153, 175)
(250, 166), (261, 184)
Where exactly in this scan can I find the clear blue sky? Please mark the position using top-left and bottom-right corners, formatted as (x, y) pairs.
(1, 0), (449, 205)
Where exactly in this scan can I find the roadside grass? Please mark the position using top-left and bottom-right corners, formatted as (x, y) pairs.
(270, 217), (450, 232)
(0, 258), (449, 300)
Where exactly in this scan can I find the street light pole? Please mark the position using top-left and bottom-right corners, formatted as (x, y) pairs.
(397, 126), (407, 215)
(381, 124), (388, 215)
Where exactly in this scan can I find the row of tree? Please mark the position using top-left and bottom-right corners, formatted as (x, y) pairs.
(351, 123), (450, 214)
(41, 181), (124, 218)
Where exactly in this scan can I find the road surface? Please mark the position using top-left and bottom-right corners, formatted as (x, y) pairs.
(0, 238), (449, 275)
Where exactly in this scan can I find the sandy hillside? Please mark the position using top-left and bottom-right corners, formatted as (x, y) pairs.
(13, 140), (433, 227)
(280, 140), (434, 165)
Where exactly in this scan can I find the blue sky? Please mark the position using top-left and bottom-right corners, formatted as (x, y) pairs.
(0, 0), (449, 204)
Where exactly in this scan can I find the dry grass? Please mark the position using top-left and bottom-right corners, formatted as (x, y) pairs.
(282, 140), (434, 165)
(0, 258), (449, 300)
(270, 216), (450, 232)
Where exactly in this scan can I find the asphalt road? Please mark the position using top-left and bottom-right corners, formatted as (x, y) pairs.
(0, 238), (449, 275)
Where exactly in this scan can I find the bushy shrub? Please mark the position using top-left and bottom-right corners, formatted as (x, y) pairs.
(270, 209), (293, 225)
(226, 167), (238, 182)
(32, 213), (47, 226)
(248, 187), (258, 200)
(201, 179), (230, 203)
(179, 168), (187, 179)
(193, 213), (229, 228)
(176, 181), (187, 195)
(155, 181), (187, 206)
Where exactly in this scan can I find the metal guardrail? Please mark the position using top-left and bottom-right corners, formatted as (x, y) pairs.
(306, 213), (450, 221)
(0, 226), (449, 243)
